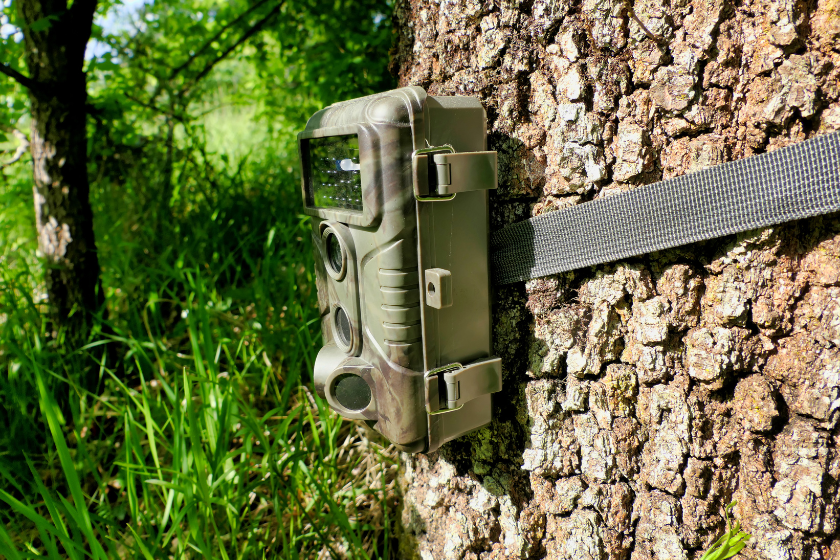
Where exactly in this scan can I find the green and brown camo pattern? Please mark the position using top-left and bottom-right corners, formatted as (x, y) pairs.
(300, 87), (432, 451)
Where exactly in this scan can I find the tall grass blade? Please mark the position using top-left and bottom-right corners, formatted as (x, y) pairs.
(32, 359), (108, 560)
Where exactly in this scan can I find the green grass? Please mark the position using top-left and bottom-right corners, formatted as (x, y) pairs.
(700, 502), (751, 560)
(0, 110), (398, 558)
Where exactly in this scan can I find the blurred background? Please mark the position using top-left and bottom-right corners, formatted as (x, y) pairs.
(0, 0), (399, 557)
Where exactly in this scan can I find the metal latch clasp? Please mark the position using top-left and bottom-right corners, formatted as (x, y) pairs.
(425, 357), (502, 414)
(412, 146), (498, 200)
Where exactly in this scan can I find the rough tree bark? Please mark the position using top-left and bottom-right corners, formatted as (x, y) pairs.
(391, 0), (840, 558)
(14, 0), (103, 342)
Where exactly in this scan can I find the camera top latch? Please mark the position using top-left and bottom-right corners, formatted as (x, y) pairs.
(412, 145), (498, 200)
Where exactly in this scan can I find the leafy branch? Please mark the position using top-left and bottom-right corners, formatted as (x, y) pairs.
(177, 0), (286, 98)
(167, 0), (275, 81)
(0, 64), (39, 91)
(123, 0), (286, 125)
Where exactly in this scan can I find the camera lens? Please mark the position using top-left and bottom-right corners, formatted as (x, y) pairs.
(333, 373), (371, 411)
(334, 305), (352, 348)
(326, 232), (343, 275)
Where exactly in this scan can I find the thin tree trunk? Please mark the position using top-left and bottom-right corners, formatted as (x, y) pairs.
(18, 0), (103, 344)
(391, 0), (840, 558)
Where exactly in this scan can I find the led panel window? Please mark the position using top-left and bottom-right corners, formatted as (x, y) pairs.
(306, 135), (363, 211)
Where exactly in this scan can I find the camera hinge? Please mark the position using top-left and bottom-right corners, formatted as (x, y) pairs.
(425, 357), (502, 414)
(412, 146), (498, 200)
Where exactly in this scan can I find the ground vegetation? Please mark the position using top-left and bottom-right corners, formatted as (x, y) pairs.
(0, 0), (399, 557)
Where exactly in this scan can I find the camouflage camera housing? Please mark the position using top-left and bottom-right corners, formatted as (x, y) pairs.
(298, 86), (502, 453)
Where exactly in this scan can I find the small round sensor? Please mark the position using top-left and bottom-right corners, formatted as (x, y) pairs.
(326, 232), (344, 275)
(334, 305), (352, 348)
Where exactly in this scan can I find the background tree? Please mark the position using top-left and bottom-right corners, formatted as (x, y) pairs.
(1, 0), (102, 347)
(391, 0), (840, 558)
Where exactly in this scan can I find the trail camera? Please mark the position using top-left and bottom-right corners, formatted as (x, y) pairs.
(298, 86), (502, 453)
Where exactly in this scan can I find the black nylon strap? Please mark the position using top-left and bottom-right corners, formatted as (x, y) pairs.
(490, 131), (840, 285)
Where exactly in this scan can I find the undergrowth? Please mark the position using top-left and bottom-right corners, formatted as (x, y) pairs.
(0, 107), (398, 558)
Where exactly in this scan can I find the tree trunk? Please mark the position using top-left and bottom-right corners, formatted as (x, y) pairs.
(18, 0), (103, 343)
(391, 1), (840, 559)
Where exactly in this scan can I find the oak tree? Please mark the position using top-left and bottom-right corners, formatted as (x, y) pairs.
(391, 0), (840, 558)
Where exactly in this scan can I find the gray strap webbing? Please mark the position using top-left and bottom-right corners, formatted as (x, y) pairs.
(490, 131), (840, 285)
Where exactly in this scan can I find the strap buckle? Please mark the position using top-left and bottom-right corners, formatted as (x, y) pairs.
(424, 357), (502, 414)
(412, 146), (498, 201)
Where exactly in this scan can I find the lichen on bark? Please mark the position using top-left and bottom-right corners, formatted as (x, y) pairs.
(392, 0), (840, 557)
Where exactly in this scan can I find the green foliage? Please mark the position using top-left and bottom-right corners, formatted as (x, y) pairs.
(257, 0), (395, 122)
(1, 0), (399, 557)
(0, 5), (28, 131)
(87, 0), (394, 131)
(700, 502), (752, 560)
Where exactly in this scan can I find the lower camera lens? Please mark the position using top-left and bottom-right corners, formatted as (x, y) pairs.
(326, 232), (343, 275)
(333, 373), (371, 411)
(334, 305), (352, 348)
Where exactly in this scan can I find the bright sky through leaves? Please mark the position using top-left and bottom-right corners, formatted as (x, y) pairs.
(86, 0), (150, 59)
